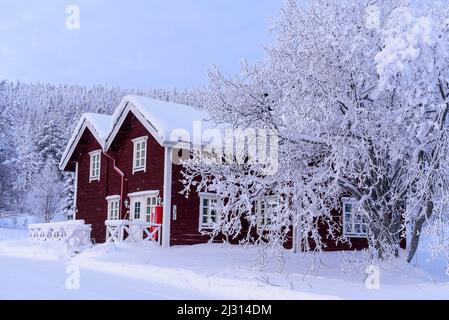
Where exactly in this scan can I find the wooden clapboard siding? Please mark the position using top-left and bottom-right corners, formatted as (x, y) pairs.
(71, 128), (107, 242)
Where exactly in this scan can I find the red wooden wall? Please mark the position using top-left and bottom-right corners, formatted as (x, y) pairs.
(71, 129), (108, 242)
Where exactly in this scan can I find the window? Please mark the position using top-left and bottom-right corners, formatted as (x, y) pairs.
(89, 150), (101, 182)
(343, 199), (368, 237)
(128, 191), (159, 222)
(199, 194), (218, 229)
(256, 196), (278, 231)
(146, 196), (159, 223)
(133, 201), (141, 220)
(132, 136), (148, 173)
(106, 196), (120, 220)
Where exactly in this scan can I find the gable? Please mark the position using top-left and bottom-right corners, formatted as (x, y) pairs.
(62, 126), (102, 172)
(108, 110), (158, 153)
(105, 95), (219, 151)
(60, 113), (112, 171)
(107, 103), (164, 152)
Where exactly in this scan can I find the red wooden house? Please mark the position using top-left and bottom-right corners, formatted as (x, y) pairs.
(60, 95), (372, 250)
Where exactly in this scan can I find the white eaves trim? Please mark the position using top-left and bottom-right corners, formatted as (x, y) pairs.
(59, 113), (112, 171)
(106, 100), (164, 151)
(104, 95), (219, 151)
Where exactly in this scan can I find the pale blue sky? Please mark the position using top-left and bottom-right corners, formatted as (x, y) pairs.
(0, 0), (283, 89)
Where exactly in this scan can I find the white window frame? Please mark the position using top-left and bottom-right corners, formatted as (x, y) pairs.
(342, 198), (368, 238)
(199, 193), (219, 230)
(256, 196), (279, 232)
(89, 150), (101, 182)
(132, 136), (148, 174)
(128, 190), (159, 222)
(106, 195), (120, 220)
(145, 195), (160, 223)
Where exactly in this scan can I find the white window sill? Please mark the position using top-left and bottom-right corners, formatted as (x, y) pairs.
(199, 226), (215, 231)
(344, 234), (368, 239)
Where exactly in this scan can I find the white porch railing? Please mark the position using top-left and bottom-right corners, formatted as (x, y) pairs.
(105, 220), (162, 245)
(28, 220), (92, 251)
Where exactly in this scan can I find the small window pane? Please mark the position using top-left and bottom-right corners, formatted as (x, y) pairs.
(134, 202), (141, 219)
(133, 138), (147, 172)
(90, 151), (101, 181)
(343, 200), (368, 237)
(108, 199), (120, 220)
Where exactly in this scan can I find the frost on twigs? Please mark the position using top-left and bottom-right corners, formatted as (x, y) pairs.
(181, 0), (449, 272)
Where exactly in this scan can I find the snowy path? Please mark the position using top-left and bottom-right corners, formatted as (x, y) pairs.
(0, 255), (213, 300)
(0, 227), (448, 299)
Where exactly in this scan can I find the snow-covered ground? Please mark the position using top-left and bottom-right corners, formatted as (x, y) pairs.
(0, 227), (448, 300)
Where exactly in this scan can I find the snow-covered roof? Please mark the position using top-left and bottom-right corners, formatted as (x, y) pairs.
(83, 113), (113, 144)
(60, 95), (222, 171)
(59, 113), (113, 170)
(105, 95), (218, 149)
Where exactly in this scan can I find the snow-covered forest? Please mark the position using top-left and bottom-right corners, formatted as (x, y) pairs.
(0, 81), (202, 222)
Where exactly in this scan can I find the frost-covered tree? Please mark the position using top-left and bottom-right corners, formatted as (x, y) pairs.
(182, 0), (449, 265)
(25, 163), (64, 222)
(183, 0), (408, 260)
(0, 80), (15, 212)
(12, 120), (39, 214)
(35, 120), (74, 217)
(374, 2), (449, 262)
(36, 120), (65, 168)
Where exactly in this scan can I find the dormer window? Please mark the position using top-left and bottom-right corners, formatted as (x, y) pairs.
(89, 150), (101, 182)
(132, 136), (148, 174)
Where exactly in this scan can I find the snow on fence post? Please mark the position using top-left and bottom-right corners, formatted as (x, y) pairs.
(105, 219), (128, 243)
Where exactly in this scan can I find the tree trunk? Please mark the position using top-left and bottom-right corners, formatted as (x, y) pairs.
(407, 200), (433, 263)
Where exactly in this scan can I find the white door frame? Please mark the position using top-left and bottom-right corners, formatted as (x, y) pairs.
(128, 190), (159, 240)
